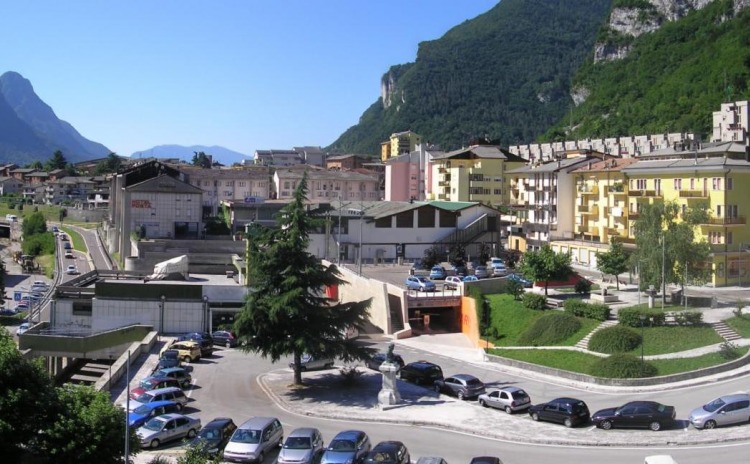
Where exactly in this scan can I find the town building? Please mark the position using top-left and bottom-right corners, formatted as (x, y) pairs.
(326, 154), (369, 171)
(712, 100), (749, 145)
(253, 146), (327, 167)
(380, 131), (422, 162)
(182, 166), (272, 217)
(384, 144), (444, 202)
(273, 167), (381, 201)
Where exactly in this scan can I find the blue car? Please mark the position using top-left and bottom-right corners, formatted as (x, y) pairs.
(127, 400), (182, 428)
(405, 276), (436, 292)
(321, 430), (371, 464)
(429, 266), (447, 280)
(507, 273), (533, 288)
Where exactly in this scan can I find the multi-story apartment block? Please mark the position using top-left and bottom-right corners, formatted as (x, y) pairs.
(253, 146), (327, 167)
(507, 150), (610, 251)
(712, 100), (749, 145)
(380, 131), (421, 162)
(273, 167), (381, 201)
(326, 154), (369, 171)
(183, 166), (272, 217)
(0, 177), (23, 195)
(428, 145), (526, 205)
(384, 144), (444, 202)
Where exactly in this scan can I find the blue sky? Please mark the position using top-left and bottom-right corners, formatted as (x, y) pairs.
(3, 1), (498, 160)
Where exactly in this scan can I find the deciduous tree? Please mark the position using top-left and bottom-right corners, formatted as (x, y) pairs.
(518, 245), (572, 295)
(234, 172), (374, 385)
(596, 238), (629, 290)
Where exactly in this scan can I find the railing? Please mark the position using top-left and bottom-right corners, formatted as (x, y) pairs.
(678, 190), (707, 198)
(628, 210), (640, 219)
(701, 216), (746, 226)
(437, 214), (495, 246)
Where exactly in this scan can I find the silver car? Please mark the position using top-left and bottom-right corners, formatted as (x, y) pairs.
(289, 354), (335, 371)
(689, 393), (750, 429)
(137, 413), (201, 448)
(478, 386), (531, 414)
(277, 427), (325, 464)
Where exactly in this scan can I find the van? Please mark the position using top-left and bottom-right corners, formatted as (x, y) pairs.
(223, 416), (284, 463)
(126, 386), (187, 412)
(5, 214), (17, 222)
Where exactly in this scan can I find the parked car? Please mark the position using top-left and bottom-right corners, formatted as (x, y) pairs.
(223, 416), (284, 463)
(129, 376), (182, 400)
(489, 257), (504, 267)
(290, 354), (335, 371)
(411, 259), (429, 273)
(163, 340), (202, 363)
(126, 386), (188, 412)
(462, 275), (479, 282)
(506, 273), (532, 288)
(16, 322), (30, 335)
(444, 276), (463, 290)
(365, 352), (405, 371)
(0, 308), (17, 316)
(63, 242), (72, 250)
(65, 265), (78, 275)
(127, 400), (182, 428)
(491, 264), (508, 277)
(277, 427), (325, 464)
(399, 361), (444, 386)
(137, 413), (201, 449)
(592, 401), (676, 431)
(415, 457), (448, 464)
(154, 366), (193, 389)
(64, 251), (74, 259)
(473, 265), (489, 279)
(189, 417), (238, 458)
(15, 303), (29, 312)
(528, 397), (590, 428)
(469, 457), (503, 464)
(363, 441), (410, 464)
(478, 386), (531, 413)
(429, 266), (447, 280)
(212, 330), (239, 348)
(451, 264), (467, 277)
(688, 393), (750, 430)
(179, 332), (214, 356)
(433, 374), (486, 400)
(156, 349), (182, 370)
(320, 430), (371, 464)
(405, 275), (436, 292)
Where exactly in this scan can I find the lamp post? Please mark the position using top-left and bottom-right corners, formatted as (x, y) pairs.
(159, 295), (166, 341)
(124, 349), (131, 464)
(203, 295), (210, 333)
(661, 232), (666, 311)
(639, 315), (646, 376)
(358, 209), (364, 276)
(107, 352), (113, 392)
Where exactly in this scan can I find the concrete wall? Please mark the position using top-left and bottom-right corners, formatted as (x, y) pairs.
(459, 296), (481, 347)
(333, 262), (392, 334)
(128, 238), (244, 272)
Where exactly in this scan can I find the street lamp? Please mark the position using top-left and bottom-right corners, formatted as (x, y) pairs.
(107, 352), (114, 392)
(159, 295), (166, 340)
(203, 295), (210, 333)
(639, 315), (646, 376)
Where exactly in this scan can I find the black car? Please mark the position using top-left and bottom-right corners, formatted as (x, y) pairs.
(434, 374), (486, 400)
(365, 352), (405, 371)
(212, 330), (239, 348)
(469, 457), (503, 464)
(178, 332), (214, 357)
(592, 401), (676, 431)
(156, 349), (182, 371)
(528, 397), (590, 428)
(398, 361), (443, 386)
(189, 417), (237, 458)
(363, 441), (410, 464)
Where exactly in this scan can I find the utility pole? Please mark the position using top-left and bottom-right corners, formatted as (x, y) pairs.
(661, 232), (666, 310)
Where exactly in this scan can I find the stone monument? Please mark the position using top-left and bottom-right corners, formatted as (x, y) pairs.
(378, 343), (401, 407)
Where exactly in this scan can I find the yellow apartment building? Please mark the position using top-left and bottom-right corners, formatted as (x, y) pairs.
(429, 145), (526, 205)
(380, 131), (422, 162)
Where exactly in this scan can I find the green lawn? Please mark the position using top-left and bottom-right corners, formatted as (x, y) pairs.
(623, 325), (723, 356)
(60, 226), (87, 253)
(486, 294), (600, 347)
(650, 348), (750, 375)
(725, 315), (750, 338)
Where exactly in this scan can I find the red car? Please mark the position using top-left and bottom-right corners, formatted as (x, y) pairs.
(129, 376), (182, 400)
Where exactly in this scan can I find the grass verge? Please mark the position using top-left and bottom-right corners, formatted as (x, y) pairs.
(624, 325), (723, 356)
(60, 226), (86, 253)
(725, 315), (750, 338)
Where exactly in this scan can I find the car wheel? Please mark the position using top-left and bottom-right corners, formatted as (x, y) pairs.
(226, 341), (232, 348)
(258, 451), (265, 463)
(703, 420), (717, 430)
(457, 391), (465, 401)
(434, 385), (441, 393)
(150, 439), (160, 448)
(531, 412), (540, 421)
(564, 418), (573, 428)
(649, 421), (662, 431)
(182, 356), (191, 363)
(187, 428), (197, 438)
(479, 399), (487, 408)
(600, 420), (613, 430)
(325, 362), (334, 369)
(504, 405), (513, 414)
(175, 403), (183, 411)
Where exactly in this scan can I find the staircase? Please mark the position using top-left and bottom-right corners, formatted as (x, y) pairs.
(710, 321), (742, 342)
(437, 214), (497, 247)
(575, 319), (619, 350)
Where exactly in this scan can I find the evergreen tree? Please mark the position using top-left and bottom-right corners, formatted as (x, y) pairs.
(45, 150), (68, 171)
(518, 245), (572, 296)
(234, 172), (374, 385)
(94, 153), (123, 174)
(191, 151), (212, 169)
(596, 238), (629, 290)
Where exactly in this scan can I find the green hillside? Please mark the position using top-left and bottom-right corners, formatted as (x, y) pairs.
(547, 0), (750, 141)
(328, 0), (612, 156)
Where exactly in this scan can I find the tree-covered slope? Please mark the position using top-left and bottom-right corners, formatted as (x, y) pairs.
(548, 0), (750, 140)
(328, 0), (613, 155)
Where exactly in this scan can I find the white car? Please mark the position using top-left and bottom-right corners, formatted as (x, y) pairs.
(65, 265), (78, 275)
(444, 276), (463, 290)
(16, 322), (30, 336)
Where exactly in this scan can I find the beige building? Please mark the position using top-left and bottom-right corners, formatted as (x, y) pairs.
(182, 166), (272, 216)
(273, 167), (381, 201)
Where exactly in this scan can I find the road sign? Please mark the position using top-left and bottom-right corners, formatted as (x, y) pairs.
(14, 291), (21, 301)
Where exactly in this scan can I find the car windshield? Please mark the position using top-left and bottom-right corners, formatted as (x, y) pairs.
(199, 428), (221, 440)
(704, 398), (726, 412)
(284, 436), (312, 449)
(142, 418), (165, 431)
(366, 452), (395, 463)
(162, 351), (178, 360)
(425, 366), (441, 374)
(133, 404), (152, 415)
(232, 429), (260, 444)
(135, 393), (154, 403)
(329, 439), (356, 451)
(416, 277), (429, 283)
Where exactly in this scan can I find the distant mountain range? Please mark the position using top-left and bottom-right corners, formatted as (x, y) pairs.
(0, 71), (111, 165)
(129, 145), (249, 165)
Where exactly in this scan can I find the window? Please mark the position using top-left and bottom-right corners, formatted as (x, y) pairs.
(284, 181), (290, 189)
(728, 205), (738, 218)
(717, 205), (723, 217)
(727, 177), (733, 190)
(417, 208), (435, 228)
(713, 177), (722, 190)
(728, 231), (733, 245)
(690, 178), (695, 190)
(395, 211), (413, 228)
(226, 181), (234, 186)
(654, 178), (661, 194)
(239, 181), (246, 187)
(439, 210), (457, 228)
(674, 179), (682, 190)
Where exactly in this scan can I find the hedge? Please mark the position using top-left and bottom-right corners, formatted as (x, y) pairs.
(588, 325), (642, 354)
(563, 299), (611, 321)
(522, 292), (547, 311)
(618, 308), (667, 328)
(672, 311), (703, 326)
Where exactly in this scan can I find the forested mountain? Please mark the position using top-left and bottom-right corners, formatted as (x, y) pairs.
(328, 0), (613, 155)
(0, 71), (110, 165)
(545, 0), (750, 141)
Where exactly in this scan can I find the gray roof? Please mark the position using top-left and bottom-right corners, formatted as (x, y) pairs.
(327, 200), (492, 220)
(623, 156), (750, 175)
(431, 145), (525, 162)
(507, 156), (590, 174)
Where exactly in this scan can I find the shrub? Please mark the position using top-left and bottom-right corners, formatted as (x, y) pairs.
(719, 341), (742, 360)
(522, 292), (547, 311)
(672, 311), (703, 326)
(518, 313), (582, 346)
(338, 366), (364, 386)
(504, 279), (524, 300)
(563, 299), (611, 321)
(591, 353), (657, 378)
(574, 278), (592, 294)
(618, 307), (666, 328)
(588, 325), (642, 354)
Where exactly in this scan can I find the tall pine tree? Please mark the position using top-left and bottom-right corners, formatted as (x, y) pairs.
(234, 172), (374, 385)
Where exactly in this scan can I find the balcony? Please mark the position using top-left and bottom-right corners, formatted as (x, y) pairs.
(700, 216), (746, 226)
(438, 168), (447, 173)
(439, 181), (450, 187)
(629, 189), (658, 197)
(578, 205), (599, 215)
(628, 210), (640, 219)
(678, 190), (708, 199)
(578, 184), (599, 195)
